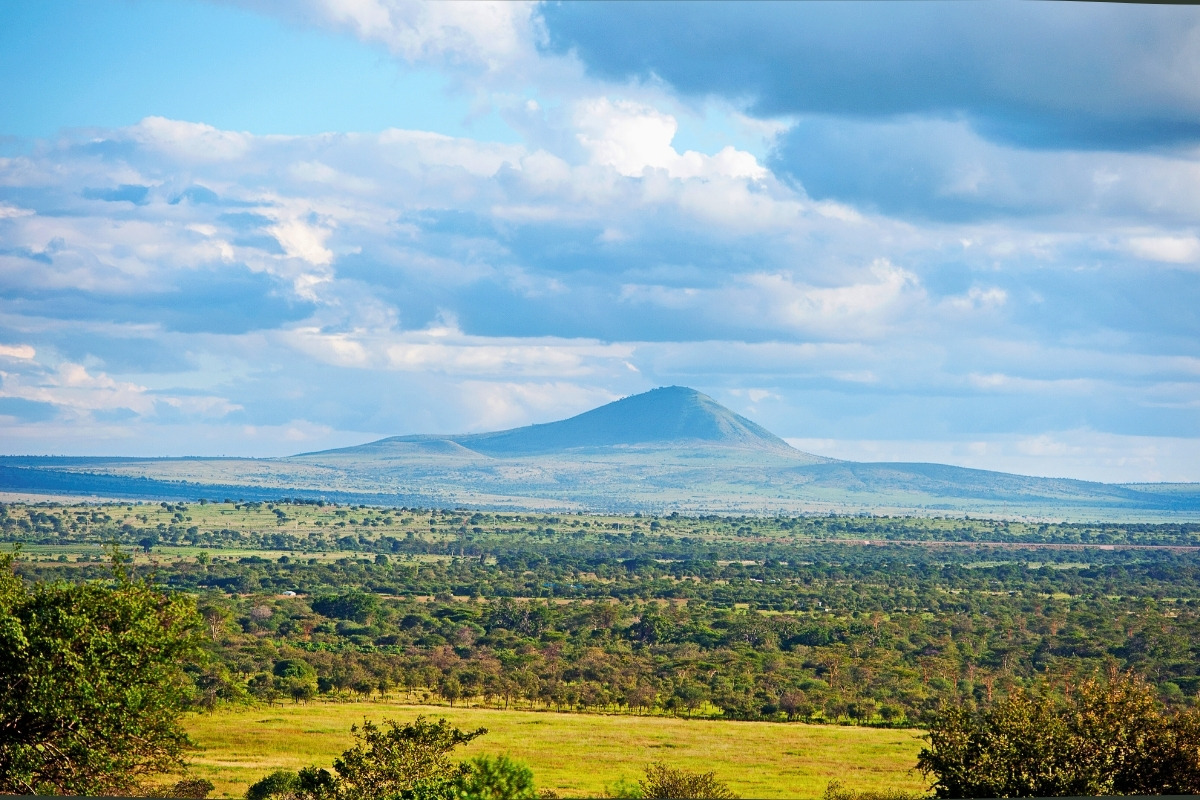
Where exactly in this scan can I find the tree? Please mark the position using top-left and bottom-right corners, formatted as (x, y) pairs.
(246, 717), (487, 800)
(246, 770), (302, 800)
(637, 762), (738, 799)
(312, 590), (379, 623)
(0, 548), (204, 795)
(917, 671), (1200, 797)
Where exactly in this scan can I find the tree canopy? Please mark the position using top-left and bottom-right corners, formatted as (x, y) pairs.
(246, 716), (492, 800)
(0, 548), (204, 795)
(918, 671), (1200, 797)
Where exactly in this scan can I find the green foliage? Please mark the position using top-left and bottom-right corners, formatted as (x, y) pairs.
(331, 717), (487, 800)
(247, 717), (488, 800)
(822, 780), (925, 800)
(917, 671), (1200, 797)
(636, 762), (738, 799)
(452, 755), (538, 800)
(0, 547), (204, 795)
(275, 658), (318, 680)
(244, 766), (337, 800)
(246, 769), (302, 800)
(146, 776), (216, 798)
(311, 590), (379, 622)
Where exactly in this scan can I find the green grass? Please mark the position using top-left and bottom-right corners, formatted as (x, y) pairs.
(184, 702), (928, 799)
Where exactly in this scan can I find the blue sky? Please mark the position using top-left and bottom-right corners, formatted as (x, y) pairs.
(1, 0), (1199, 483)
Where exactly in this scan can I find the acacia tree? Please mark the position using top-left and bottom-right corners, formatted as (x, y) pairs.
(918, 671), (1200, 797)
(0, 549), (204, 795)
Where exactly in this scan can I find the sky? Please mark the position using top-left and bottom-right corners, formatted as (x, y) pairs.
(1, 0), (1199, 483)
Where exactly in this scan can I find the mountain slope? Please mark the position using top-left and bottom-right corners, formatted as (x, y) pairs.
(3, 386), (1198, 518)
(312, 386), (804, 458)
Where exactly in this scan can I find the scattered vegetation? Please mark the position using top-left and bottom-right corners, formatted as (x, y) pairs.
(6, 499), (1200, 797)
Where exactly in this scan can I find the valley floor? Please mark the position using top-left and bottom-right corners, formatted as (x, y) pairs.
(184, 701), (927, 799)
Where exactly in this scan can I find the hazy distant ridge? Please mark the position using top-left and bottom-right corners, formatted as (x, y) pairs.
(4, 386), (1198, 518)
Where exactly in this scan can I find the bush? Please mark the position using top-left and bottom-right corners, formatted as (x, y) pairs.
(0, 549), (204, 795)
(247, 770), (302, 800)
(637, 762), (737, 799)
(145, 776), (216, 798)
(822, 780), (925, 800)
(246, 716), (488, 800)
(917, 671), (1200, 797)
(453, 755), (538, 800)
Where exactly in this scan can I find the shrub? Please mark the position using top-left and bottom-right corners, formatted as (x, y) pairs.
(0, 549), (203, 795)
(453, 755), (538, 800)
(822, 780), (925, 800)
(245, 716), (488, 800)
(637, 762), (738, 799)
(918, 671), (1200, 797)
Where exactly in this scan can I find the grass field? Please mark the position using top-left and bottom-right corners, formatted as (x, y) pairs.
(184, 702), (928, 799)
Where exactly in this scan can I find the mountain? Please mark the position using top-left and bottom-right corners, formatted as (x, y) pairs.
(2, 387), (1198, 519)
(311, 386), (801, 458)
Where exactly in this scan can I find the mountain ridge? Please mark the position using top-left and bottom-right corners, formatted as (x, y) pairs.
(302, 386), (812, 459)
(3, 386), (1198, 519)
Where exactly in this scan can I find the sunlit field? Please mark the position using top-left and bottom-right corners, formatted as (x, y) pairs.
(185, 702), (927, 799)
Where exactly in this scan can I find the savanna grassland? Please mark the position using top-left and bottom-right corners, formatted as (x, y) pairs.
(183, 702), (925, 798)
(5, 499), (1200, 797)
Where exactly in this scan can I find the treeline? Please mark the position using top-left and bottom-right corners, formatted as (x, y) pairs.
(8, 500), (1200, 727)
(168, 581), (1200, 726)
(6, 501), (1200, 547)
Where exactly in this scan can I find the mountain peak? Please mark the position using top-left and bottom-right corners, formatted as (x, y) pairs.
(332, 386), (794, 458)
(445, 385), (792, 456)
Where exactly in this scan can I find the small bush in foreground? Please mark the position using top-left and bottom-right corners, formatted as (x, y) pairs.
(452, 755), (538, 800)
(145, 776), (216, 798)
(246, 716), (512, 800)
(822, 779), (926, 800)
(637, 762), (738, 799)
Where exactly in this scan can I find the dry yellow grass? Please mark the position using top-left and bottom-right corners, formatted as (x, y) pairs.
(184, 702), (928, 799)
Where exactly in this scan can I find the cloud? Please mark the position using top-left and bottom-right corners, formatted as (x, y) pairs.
(282, 321), (635, 377)
(1125, 235), (1200, 265)
(0, 358), (239, 421)
(267, 217), (334, 265)
(131, 116), (253, 162)
(620, 259), (932, 340)
(574, 97), (766, 180)
(228, 0), (541, 72)
(541, 1), (1200, 150)
(0, 344), (36, 360)
(455, 380), (618, 432)
(767, 114), (1200, 223)
(2, 112), (1198, 478)
(0, 204), (34, 219)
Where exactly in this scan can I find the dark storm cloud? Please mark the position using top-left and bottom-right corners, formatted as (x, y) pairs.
(4, 267), (313, 336)
(541, 1), (1200, 150)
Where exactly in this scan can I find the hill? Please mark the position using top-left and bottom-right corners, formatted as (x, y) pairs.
(312, 386), (803, 459)
(1, 386), (1198, 519)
